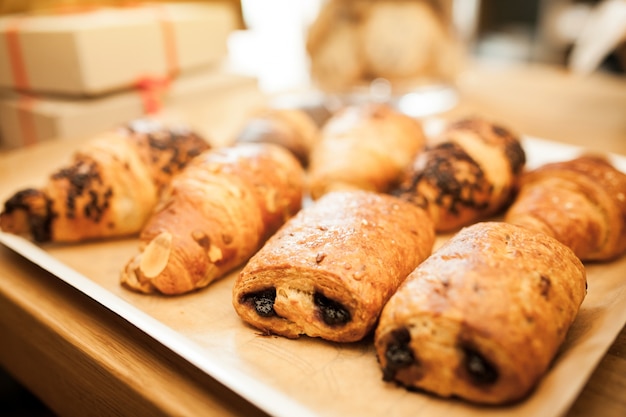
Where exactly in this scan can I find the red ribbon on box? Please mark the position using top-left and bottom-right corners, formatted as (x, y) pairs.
(2, 3), (182, 145)
(134, 3), (180, 114)
(5, 16), (29, 92)
(152, 3), (180, 79)
(135, 75), (171, 115)
(5, 16), (37, 146)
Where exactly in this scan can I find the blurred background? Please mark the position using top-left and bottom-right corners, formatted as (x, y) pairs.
(2, 0), (624, 73)
(0, 0), (624, 415)
(2, 0), (623, 93)
(474, 0), (625, 73)
(229, 0), (625, 94)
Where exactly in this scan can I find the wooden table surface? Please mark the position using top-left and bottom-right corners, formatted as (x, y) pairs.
(0, 61), (625, 417)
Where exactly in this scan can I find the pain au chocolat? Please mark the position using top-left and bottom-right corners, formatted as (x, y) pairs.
(0, 120), (209, 243)
(374, 221), (587, 405)
(232, 190), (435, 343)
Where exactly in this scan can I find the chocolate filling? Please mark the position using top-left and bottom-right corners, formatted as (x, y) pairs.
(314, 292), (350, 326)
(462, 346), (499, 385)
(243, 288), (277, 317)
(382, 327), (415, 381)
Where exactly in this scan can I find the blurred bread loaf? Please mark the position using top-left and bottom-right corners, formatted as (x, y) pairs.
(306, 0), (368, 93)
(361, 1), (451, 81)
(306, 0), (461, 93)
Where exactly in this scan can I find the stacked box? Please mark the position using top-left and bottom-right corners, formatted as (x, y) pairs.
(0, 1), (252, 150)
(0, 70), (258, 149)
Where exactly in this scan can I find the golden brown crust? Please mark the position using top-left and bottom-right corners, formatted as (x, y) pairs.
(394, 116), (526, 232)
(235, 108), (320, 166)
(121, 143), (305, 295)
(374, 221), (587, 405)
(307, 103), (426, 200)
(505, 154), (626, 261)
(0, 121), (209, 243)
(232, 190), (435, 342)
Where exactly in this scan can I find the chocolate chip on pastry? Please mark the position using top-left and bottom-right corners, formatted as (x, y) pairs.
(120, 143), (305, 295)
(394, 116), (526, 232)
(232, 190), (435, 343)
(0, 120), (209, 243)
(374, 221), (587, 404)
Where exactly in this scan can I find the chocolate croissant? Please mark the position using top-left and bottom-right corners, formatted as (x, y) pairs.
(375, 221), (587, 405)
(235, 107), (321, 167)
(232, 190), (435, 342)
(121, 143), (305, 295)
(505, 154), (626, 261)
(0, 120), (209, 243)
(307, 103), (426, 200)
(394, 116), (526, 232)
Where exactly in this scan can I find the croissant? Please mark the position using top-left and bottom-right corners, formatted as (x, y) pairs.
(307, 103), (425, 200)
(232, 190), (435, 342)
(394, 116), (526, 232)
(505, 154), (626, 261)
(121, 143), (305, 295)
(375, 222), (587, 405)
(0, 120), (209, 243)
(235, 107), (321, 166)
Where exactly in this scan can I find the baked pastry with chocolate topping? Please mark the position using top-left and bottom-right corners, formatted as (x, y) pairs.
(394, 116), (526, 232)
(232, 190), (435, 342)
(505, 154), (626, 261)
(0, 120), (209, 243)
(308, 103), (426, 200)
(121, 143), (304, 295)
(374, 221), (587, 405)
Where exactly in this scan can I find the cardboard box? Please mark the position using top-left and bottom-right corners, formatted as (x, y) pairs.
(0, 2), (239, 97)
(0, 68), (259, 150)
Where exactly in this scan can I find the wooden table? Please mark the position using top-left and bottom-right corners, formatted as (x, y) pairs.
(0, 61), (625, 417)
